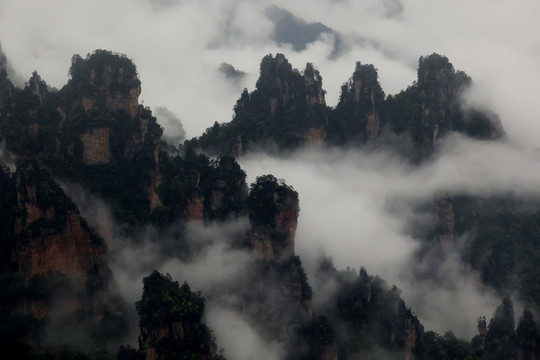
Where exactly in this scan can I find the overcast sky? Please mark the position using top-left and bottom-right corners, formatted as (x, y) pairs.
(2, 0), (540, 347)
(1, 0), (539, 146)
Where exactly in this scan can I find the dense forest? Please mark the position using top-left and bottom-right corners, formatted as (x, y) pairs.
(0, 47), (538, 360)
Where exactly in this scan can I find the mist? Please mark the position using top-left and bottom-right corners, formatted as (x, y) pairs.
(3, 0), (540, 353)
(239, 135), (540, 338)
(1, 0), (539, 147)
(60, 181), (282, 357)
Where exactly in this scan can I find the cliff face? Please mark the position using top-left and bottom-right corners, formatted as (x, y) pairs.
(413, 54), (504, 153)
(80, 127), (111, 165)
(328, 62), (385, 144)
(388, 288), (421, 360)
(246, 175), (312, 321)
(139, 320), (217, 360)
(73, 52), (141, 119)
(198, 53), (329, 154)
(0, 44), (15, 111)
(351, 63), (383, 141)
(249, 188), (299, 259)
(11, 160), (112, 323)
(193, 52), (504, 158)
(417, 54), (457, 148)
(303, 62), (328, 142)
(1, 50), (164, 223)
(66, 49), (162, 171)
(434, 190), (454, 242)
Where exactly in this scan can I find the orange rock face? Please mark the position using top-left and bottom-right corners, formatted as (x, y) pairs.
(81, 127), (111, 165)
(250, 193), (299, 260)
(105, 86), (141, 118)
(186, 194), (204, 220)
(16, 211), (106, 280)
(13, 163), (110, 320)
(366, 90), (380, 141)
(434, 191), (454, 243)
(302, 128), (327, 146)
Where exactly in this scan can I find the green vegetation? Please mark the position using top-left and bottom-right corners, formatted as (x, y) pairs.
(135, 270), (224, 360)
(136, 271), (205, 328)
(68, 49), (141, 104)
(327, 62), (385, 145)
(188, 53), (328, 154)
(451, 196), (540, 308)
(190, 53), (500, 160)
(382, 53), (500, 158)
(152, 148), (247, 225)
(0, 48), (536, 360)
(247, 174), (298, 227)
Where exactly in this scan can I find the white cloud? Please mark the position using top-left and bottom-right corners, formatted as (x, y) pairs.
(2, 0), (538, 144)
(4, 0), (540, 344)
(239, 136), (540, 338)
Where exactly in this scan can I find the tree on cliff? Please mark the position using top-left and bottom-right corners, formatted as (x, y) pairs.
(484, 297), (517, 359)
(189, 53), (328, 154)
(135, 270), (223, 360)
(247, 174), (298, 227)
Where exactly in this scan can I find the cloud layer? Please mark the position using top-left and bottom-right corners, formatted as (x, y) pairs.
(1, 0), (539, 146)
(239, 135), (540, 337)
(4, 0), (540, 348)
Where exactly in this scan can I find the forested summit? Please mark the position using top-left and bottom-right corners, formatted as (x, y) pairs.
(187, 53), (503, 159)
(0, 47), (538, 360)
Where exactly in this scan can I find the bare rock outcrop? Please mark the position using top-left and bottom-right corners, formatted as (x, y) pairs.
(12, 160), (112, 322)
(246, 175), (312, 319)
(81, 127), (111, 165)
(249, 187), (299, 260)
(434, 190), (454, 242)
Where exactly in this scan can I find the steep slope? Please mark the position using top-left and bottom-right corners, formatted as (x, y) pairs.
(0, 50), (162, 225)
(0, 50), (249, 228)
(327, 62), (385, 144)
(189, 53), (328, 154)
(0, 47), (536, 360)
(384, 53), (503, 157)
(0, 159), (125, 355)
(190, 53), (503, 159)
(0, 43), (15, 110)
(242, 175), (313, 333)
(136, 271), (223, 360)
(313, 263), (423, 360)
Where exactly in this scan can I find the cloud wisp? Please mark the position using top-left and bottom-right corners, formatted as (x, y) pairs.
(239, 135), (540, 338)
(1, 0), (539, 146)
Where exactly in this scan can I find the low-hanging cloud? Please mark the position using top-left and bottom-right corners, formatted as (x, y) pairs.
(206, 306), (284, 360)
(4, 0), (540, 347)
(239, 135), (540, 338)
(59, 181), (279, 355)
(1, 0), (539, 147)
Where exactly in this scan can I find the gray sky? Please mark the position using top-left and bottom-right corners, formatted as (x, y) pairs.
(3, 0), (540, 347)
(1, 0), (539, 146)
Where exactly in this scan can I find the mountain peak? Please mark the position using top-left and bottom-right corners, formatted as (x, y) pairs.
(68, 49), (142, 118)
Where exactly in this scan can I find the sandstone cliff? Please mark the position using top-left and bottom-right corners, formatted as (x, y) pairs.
(415, 54), (503, 153)
(195, 53), (329, 154)
(248, 178), (299, 259)
(12, 159), (112, 322)
(246, 175), (312, 323)
(434, 190), (454, 243)
(1, 50), (164, 224)
(388, 287), (421, 360)
(327, 61), (385, 145)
